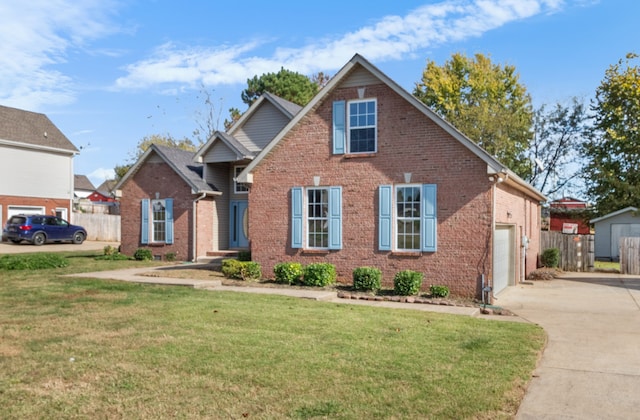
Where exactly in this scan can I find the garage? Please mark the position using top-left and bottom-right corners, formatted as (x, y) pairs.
(493, 225), (515, 294)
(8, 206), (45, 218)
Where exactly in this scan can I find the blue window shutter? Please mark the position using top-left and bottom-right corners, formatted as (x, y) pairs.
(291, 187), (303, 248)
(422, 184), (437, 252)
(378, 185), (392, 251)
(328, 186), (342, 250)
(333, 101), (345, 154)
(141, 199), (149, 244)
(165, 198), (174, 244)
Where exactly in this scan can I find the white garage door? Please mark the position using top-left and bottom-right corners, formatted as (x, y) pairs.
(493, 226), (515, 294)
(8, 206), (45, 218)
(611, 224), (640, 260)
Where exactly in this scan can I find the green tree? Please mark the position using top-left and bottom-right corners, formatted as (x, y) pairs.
(241, 67), (319, 107)
(582, 53), (640, 217)
(413, 53), (533, 178)
(529, 98), (588, 197)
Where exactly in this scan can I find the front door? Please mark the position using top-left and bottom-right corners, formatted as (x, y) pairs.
(230, 200), (249, 248)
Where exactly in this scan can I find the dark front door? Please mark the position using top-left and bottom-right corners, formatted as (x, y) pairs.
(230, 200), (249, 248)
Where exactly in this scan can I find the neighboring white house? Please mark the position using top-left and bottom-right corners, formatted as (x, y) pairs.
(590, 207), (640, 261)
(0, 104), (79, 227)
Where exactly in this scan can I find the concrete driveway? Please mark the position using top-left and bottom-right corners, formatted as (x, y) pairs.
(498, 272), (640, 419)
(0, 240), (118, 254)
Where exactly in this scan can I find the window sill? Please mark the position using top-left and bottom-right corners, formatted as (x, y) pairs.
(390, 251), (422, 258)
(147, 243), (167, 247)
(301, 249), (331, 255)
(344, 152), (377, 159)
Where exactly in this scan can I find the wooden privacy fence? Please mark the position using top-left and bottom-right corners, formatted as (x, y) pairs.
(541, 231), (594, 272)
(72, 213), (121, 242)
(620, 237), (640, 275)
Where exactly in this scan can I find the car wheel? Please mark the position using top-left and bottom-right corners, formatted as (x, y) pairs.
(73, 232), (85, 244)
(33, 233), (46, 246)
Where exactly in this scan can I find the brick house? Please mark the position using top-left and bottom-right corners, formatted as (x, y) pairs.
(238, 54), (546, 299)
(0, 105), (78, 226)
(115, 93), (301, 261)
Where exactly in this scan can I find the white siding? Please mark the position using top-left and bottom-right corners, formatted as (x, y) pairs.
(0, 146), (73, 199)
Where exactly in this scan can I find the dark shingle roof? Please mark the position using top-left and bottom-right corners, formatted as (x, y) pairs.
(96, 180), (117, 195)
(152, 144), (218, 193)
(0, 104), (78, 152)
(74, 174), (95, 191)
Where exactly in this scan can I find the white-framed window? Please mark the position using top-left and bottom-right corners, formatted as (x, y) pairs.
(348, 99), (377, 153)
(395, 185), (421, 251)
(379, 184), (437, 252)
(291, 186), (342, 250)
(141, 198), (174, 244)
(307, 188), (329, 249)
(152, 199), (167, 242)
(234, 166), (249, 194)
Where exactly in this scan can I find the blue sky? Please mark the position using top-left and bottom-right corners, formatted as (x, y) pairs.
(1, 0), (637, 187)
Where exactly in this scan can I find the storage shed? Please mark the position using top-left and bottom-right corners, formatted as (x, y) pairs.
(590, 207), (640, 261)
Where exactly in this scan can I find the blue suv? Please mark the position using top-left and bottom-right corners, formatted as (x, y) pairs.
(2, 214), (87, 246)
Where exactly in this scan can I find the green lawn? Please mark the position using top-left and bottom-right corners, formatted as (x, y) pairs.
(0, 251), (545, 419)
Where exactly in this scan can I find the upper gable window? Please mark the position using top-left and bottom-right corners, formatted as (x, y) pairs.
(332, 99), (377, 155)
(348, 99), (377, 153)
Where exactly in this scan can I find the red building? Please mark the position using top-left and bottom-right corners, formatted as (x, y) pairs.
(548, 197), (591, 234)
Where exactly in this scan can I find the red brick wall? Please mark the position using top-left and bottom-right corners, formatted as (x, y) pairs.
(0, 195), (71, 226)
(249, 83), (497, 298)
(120, 162), (196, 261)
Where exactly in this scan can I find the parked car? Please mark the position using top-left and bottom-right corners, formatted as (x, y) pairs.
(2, 214), (87, 245)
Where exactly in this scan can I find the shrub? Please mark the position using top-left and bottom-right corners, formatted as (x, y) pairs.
(302, 263), (337, 287)
(103, 245), (118, 256)
(352, 267), (381, 292)
(0, 253), (68, 270)
(393, 270), (423, 296)
(134, 248), (153, 261)
(429, 285), (450, 298)
(222, 259), (261, 281)
(237, 251), (252, 262)
(541, 248), (560, 268)
(165, 252), (176, 262)
(274, 262), (304, 285)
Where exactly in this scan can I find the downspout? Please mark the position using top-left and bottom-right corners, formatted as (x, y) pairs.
(192, 192), (207, 262)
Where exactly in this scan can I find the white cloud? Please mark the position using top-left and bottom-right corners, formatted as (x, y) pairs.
(115, 0), (566, 91)
(0, 0), (120, 110)
(88, 167), (116, 184)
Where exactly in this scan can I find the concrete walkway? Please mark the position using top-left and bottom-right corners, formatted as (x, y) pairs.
(66, 265), (482, 317)
(497, 272), (640, 419)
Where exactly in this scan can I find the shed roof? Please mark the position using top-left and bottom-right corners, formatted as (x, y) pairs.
(590, 207), (639, 224)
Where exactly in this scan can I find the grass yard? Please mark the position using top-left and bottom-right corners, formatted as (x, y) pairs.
(0, 251), (545, 419)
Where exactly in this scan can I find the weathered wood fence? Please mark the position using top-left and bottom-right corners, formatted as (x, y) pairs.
(620, 237), (640, 275)
(72, 213), (121, 242)
(540, 231), (594, 272)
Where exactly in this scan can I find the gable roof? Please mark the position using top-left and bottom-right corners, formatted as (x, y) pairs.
(0, 104), (78, 154)
(590, 207), (639, 224)
(96, 179), (117, 196)
(238, 54), (546, 203)
(74, 174), (95, 191)
(194, 92), (302, 162)
(114, 144), (219, 195)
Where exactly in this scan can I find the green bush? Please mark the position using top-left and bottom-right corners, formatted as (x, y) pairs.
(165, 252), (176, 262)
(274, 262), (304, 285)
(0, 253), (69, 270)
(429, 285), (450, 298)
(393, 270), (423, 296)
(352, 267), (381, 292)
(541, 248), (560, 268)
(302, 263), (337, 287)
(222, 259), (261, 281)
(103, 245), (118, 256)
(134, 248), (153, 261)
